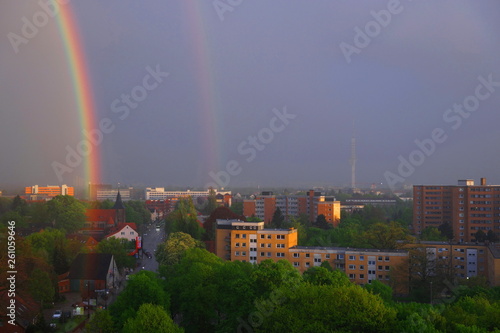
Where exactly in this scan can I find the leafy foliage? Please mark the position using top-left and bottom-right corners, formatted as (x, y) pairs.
(122, 304), (183, 333)
(46, 195), (86, 233)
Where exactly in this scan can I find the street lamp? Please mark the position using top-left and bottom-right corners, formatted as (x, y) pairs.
(430, 281), (433, 305)
(85, 282), (90, 319)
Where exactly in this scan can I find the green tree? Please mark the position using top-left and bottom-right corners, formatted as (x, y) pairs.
(85, 309), (115, 333)
(364, 280), (393, 303)
(438, 222), (454, 240)
(302, 266), (350, 286)
(420, 227), (446, 241)
(271, 207), (285, 228)
(124, 201), (151, 225)
(487, 230), (499, 242)
(357, 221), (414, 249)
(122, 304), (183, 333)
(314, 214), (331, 230)
(251, 260), (301, 298)
(254, 283), (397, 333)
(29, 268), (54, 305)
(97, 237), (135, 269)
(110, 270), (169, 330)
(46, 195), (86, 233)
(230, 201), (243, 215)
(156, 232), (202, 267)
(11, 195), (28, 215)
(166, 198), (204, 240)
(165, 248), (223, 332)
(474, 230), (487, 242)
(53, 238), (69, 275)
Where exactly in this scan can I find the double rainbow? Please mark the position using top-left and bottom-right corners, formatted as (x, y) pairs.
(55, 3), (100, 185)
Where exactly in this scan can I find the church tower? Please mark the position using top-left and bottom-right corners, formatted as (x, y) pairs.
(113, 190), (126, 225)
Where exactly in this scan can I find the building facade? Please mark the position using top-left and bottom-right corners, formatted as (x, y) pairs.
(413, 178), (500, 242)
(145, 187), (231, 206)
(24, 184), (74, 199)
(243, 190), (341, 225)
(215, 219), (409, 293)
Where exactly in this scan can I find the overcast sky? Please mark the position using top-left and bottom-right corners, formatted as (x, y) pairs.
(1, 1), (500, 190)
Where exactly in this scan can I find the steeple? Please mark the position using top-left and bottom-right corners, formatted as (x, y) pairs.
(113, 190), (126, 225)
(113, 190), (125, 210)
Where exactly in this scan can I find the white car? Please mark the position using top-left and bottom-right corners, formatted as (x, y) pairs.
(52, 310), (62, 319)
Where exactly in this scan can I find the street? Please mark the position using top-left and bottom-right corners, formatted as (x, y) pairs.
(139, 222), (164, 273)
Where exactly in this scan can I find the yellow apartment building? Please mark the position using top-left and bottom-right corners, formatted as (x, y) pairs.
(216, 219), (409, 294)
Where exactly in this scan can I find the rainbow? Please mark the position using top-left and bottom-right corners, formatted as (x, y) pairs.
(55, 3), (101, 186)
(182, 2), (222, 181)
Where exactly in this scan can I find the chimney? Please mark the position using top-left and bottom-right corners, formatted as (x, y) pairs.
(481, 178), (487, 186)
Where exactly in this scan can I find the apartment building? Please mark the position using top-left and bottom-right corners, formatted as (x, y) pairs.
(243, 190), (340, 226)
(145, 187), (231, 206)
(413, 178), (500, 242)
(215, 219), (409, 293)
(24, 184), (74, 199)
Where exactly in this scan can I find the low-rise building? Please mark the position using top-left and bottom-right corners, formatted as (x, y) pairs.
(215, 219), (409, 294)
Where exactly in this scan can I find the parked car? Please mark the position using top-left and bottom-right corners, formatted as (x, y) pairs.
(52, 310), (62, 319)
(145, 251), (152, 259)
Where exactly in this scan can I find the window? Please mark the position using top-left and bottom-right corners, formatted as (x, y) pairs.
(325, 254), (330, 259)
(267, 252), (271, 257)
(236, 234), (240, 239)
(267, 244), (271, 248)
(242, 234), (247, 239)
(277, 253), (285, 257)
(305, 253), (310, 258)
(337, 254), (344, 260)
(349, 255), (356, 260)
(260, 243), (265, 248)
(368, 260), (376, 265)
(378, 266), (383, 270)
(130, 231), (134, 235)
(348, 265), (356, 270)
(250, 247), (257, 252)
(359, 265), (364, 270)
(293, 253), (300, 258)
(359, 255), (364, 260)
(121, 232), (125, 235)
(235, 251), (240, 256)
(378, 256), (383, 261)
(314, 258), (322, 263)
(260, 252), (265, 257)
(277, 244), (285, 248)
(250, 239), (257, 243)
(385, 256), (390, 261)
(241, 251), (246, 256)
(385, 266), (390, 271)
(349, 274), (356, 279)
(267, 235), (271, 239)
(359, 274), (365, 279)
(242, 243), (247, 247)
(305, 262), (310, 267)
(277, 235), (285, 240)
(260, 235), (265, 239)
(293, 262), (300, 267)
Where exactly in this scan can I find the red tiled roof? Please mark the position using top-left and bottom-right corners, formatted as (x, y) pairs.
(105, 223), (138, 238)
(85, 209), (117, 223)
